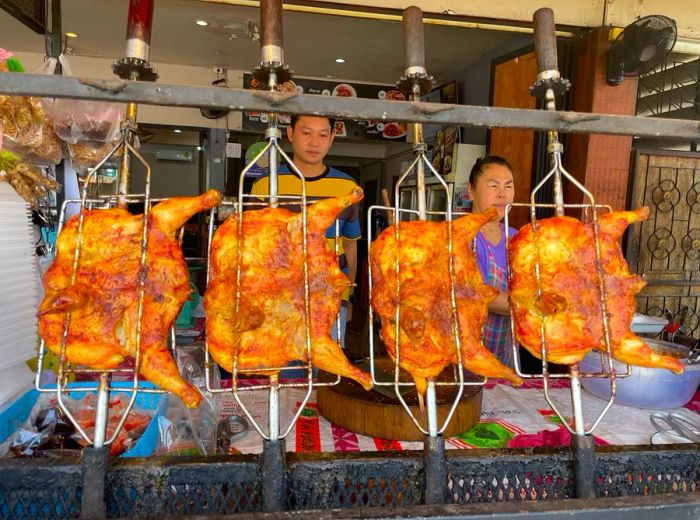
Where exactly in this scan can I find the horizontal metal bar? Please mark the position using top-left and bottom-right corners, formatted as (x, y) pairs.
(1, 73), (700, 139)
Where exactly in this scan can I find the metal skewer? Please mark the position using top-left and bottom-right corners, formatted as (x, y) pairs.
(32, 2), (161, 516)
(201, 0), (344, 511)
(505, 7), (632, 500)
(366, 6), (485, 505)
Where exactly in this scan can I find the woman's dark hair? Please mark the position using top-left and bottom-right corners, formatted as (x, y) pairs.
(468, 155), (514, 186)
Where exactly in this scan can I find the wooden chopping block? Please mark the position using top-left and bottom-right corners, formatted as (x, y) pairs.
(317, 357), (483, 442)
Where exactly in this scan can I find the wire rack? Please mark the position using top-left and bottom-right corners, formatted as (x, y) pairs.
(505, 8), (633, 439)
(202, 129), (350, 441)
(33, 124), (163, 449)
(366, 6), (486, 440)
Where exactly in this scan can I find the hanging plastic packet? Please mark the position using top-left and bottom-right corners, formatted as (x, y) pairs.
(67, 138), (122, 174)
(0, 50), (44, 154)
(40, 54), (123, 147)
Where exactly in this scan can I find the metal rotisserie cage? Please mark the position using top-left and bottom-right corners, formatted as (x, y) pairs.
(33, 130), (167, 451)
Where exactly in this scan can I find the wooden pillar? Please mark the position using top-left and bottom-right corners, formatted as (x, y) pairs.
(566, 28), (638, 211)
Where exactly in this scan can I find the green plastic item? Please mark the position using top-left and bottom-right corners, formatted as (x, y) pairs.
(6, 57), (24, 72)
(176, 281), (199, 328)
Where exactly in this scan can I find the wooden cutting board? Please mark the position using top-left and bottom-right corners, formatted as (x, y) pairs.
(317, 358), (483, 442)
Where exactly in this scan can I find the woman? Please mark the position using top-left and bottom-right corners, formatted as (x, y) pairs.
(467, 156), (516, 366)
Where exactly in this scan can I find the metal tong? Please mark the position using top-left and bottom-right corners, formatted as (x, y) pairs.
(650, 411), (700, 444)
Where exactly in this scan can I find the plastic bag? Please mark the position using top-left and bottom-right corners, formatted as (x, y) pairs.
(155, 342), (219, 456)
(67, 394), (153, 457)
(68, 139), (122, 173)
(0, 94), (44, 151)
(0, 149), (61, 208)
(40, 55), (123, 146)
(10, 119), (63, 167)
(0, 50), (62, 165)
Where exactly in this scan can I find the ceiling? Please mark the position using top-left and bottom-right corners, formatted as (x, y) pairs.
(1, 0), (521, 85)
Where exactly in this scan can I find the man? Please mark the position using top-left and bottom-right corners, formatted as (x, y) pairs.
(251, 115), (360, 347)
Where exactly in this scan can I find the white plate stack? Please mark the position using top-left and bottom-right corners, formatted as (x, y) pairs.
(0, 182), (39, 407)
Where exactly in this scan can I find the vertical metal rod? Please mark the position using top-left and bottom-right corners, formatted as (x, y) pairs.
(267, 70), (279, 208)
(425, 381), (438, 437)
(573, 434), (597, 499)
(415, 154), (427, 220)
(268, 135), (279, 208)
(268, 374), (280, 441)
(45, 0), (62, 67)
(92, 372), (111, 448)
(412, 82), (427, 221)
(569, 365), (586, 436)
(423, 434), (446, 505)
(545, 88), (565, 217)
(117, 102), (138, 207)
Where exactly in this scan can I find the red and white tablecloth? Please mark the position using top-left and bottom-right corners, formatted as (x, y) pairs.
(220, 380), (700, 454)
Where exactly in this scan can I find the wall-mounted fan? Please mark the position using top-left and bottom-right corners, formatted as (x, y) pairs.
(606, 15), (677, 86)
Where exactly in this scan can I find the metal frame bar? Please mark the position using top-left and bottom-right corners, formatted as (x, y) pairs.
(1, 73), (699, 139)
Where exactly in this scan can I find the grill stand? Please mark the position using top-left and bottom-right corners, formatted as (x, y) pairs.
(510, 8), (621, 499)
(33, 0), (161, 516)
(262, 438), (287, 511)
(202, 0), (340, 511)
(80, 446), (108, 520)
(372, 7), (471, 506)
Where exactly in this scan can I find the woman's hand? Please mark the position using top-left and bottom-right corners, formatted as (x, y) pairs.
(488, 290), (511, 316)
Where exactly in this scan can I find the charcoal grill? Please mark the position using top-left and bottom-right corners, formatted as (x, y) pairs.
(0, 2), (698, 519)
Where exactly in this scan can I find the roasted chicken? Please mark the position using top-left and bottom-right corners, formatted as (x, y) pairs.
(205, 188), (372, 390)
(370, 208), (523, 396)
(509, 207), (684, 374)
(39, 190), (222, 407)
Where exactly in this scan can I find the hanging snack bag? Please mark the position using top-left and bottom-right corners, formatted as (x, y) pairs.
(0, 50), (44, 153)
(40, 55), (123, 147)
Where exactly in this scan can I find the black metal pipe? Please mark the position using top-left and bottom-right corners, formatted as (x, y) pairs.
(533, 7), (558, 74)
(45, 0), (62, 64)
(402, 6), (425, 72)
(80, 446), (109, 519)
(573, 434), (597, 499)
(260, 0), (284, 64)
(423, 434), (446, 505)
(261, 438), (287, 512)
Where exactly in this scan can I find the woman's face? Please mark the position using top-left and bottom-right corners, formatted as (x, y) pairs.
(467, 163), (514, 220)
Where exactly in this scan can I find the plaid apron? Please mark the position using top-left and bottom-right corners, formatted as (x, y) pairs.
(482, 241), (514, 366)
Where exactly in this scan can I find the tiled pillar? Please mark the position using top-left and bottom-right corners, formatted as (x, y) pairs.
(566, 28), (638, 210)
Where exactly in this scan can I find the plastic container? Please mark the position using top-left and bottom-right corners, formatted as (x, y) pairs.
(579, 340), (700, 409)
(0, 381), (165, 457)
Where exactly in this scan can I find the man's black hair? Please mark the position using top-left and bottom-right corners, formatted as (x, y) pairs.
(289, 114), (337, 131)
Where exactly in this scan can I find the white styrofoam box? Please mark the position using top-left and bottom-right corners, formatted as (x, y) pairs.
(0, 184), (39, 397)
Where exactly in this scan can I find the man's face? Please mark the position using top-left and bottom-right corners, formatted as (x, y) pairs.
(286, 116), (335, 167)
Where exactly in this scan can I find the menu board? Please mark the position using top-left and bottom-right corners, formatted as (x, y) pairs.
(242, 73), (407, 142)
(430, 126), (458, 176)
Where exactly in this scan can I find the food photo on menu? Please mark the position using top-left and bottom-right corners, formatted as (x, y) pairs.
(241, 73), (409, 142)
